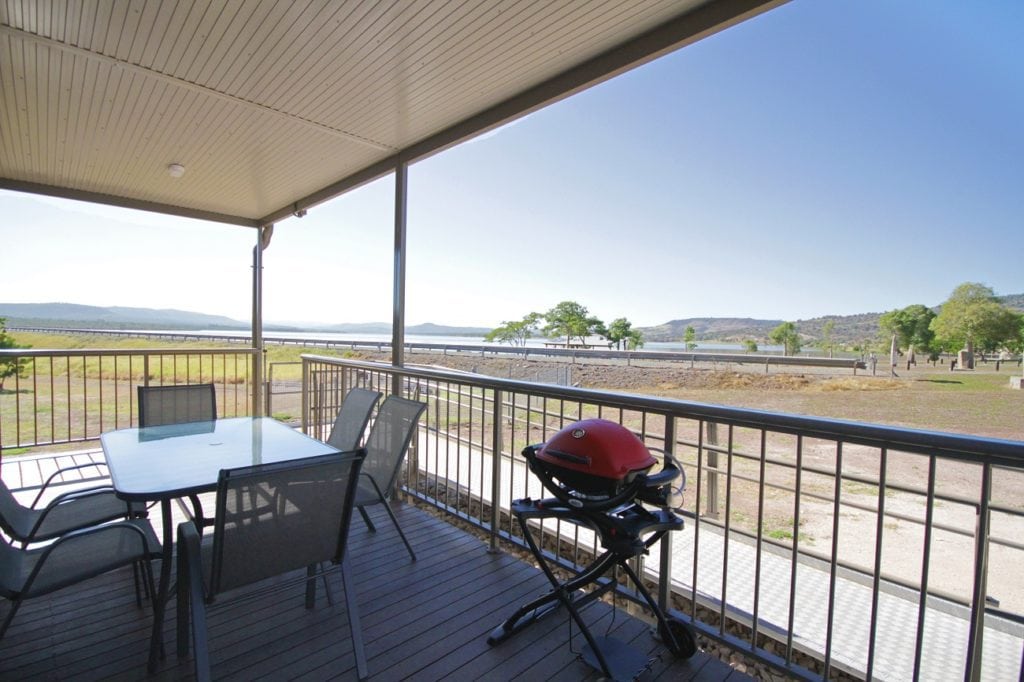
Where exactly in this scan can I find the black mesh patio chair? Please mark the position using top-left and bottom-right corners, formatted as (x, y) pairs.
(0, 518), (160, 641)
(137, 383), (217, 428)
(137, 383), (217, 525)
(326, 387), (382, 451)
(176, 451), (368, 682)
(0, 473), (143, 547)
(354, 396), (427, 561)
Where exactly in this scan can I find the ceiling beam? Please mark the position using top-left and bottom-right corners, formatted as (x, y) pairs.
(0, 178), (261, 228)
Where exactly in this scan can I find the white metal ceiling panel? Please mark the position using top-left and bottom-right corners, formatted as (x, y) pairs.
(0, 0), (780, 225)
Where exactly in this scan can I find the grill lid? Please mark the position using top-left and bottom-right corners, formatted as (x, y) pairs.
(537, 419), (656, 482)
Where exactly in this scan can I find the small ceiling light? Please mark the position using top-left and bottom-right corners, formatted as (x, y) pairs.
(167, 163), (186, 178)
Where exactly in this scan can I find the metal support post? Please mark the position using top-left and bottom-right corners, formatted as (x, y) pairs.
(658, 415), (676, 611)
(391, 162), (408, 397)
(251, 224), (272, 416)
(489, 389), (503, 553)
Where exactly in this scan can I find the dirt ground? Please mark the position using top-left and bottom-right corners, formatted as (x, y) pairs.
(393, 348), (1024, 440)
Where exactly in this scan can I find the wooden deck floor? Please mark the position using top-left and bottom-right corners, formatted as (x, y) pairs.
(0, 500), (749, 681)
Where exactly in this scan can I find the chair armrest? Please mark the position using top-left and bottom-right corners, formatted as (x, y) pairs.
(177, 520), (211, 673)
(32, 462), (112, 508)
(21, 521), (158, 597)
(358, 472), (387, 501)
(28, 487), (133, 540)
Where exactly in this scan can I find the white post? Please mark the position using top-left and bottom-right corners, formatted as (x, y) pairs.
(391, 162), (408, 396)
(252, 224), (273, 415)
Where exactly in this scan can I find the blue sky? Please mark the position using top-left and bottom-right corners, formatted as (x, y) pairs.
(2, 0), (1021, 329)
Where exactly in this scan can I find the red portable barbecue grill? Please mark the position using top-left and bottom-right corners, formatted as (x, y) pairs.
(487, 419), (697, 680)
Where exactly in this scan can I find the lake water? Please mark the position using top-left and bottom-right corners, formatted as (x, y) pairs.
(240, 330), (788, 354)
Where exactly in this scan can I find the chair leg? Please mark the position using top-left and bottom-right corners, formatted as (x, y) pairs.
(380, 500), (417, 561)
(176, 542), (191, 659)
(133, 561), (143, 607)
(191, 591), (211, 682)
(178, 527), (212, 682)
(319, 562), (336, 606)
(357, 506), (376, 532)
(143, 559), (158, 616)
(305, 564), (317, 609)
(341, 558), (368, 681)
(0, 597), (22, 641)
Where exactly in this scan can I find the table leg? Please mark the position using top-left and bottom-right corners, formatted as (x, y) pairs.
(148, 499), (174, 673)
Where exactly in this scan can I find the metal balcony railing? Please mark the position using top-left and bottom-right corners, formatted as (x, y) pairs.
(301, 354), (1024, 682)
(0, 348), (257, 450)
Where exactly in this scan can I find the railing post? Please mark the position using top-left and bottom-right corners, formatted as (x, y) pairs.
(658, 414), (676, 610)
(407, 383), (422, 495)
(965, 463), (992, 682)
(705, 421), (720, 518)
(301, 358), (310, 435)
(489, 388), (503, 553)
(264, 362), (273, 417)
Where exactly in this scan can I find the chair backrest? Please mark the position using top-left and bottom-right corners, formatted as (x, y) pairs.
(137, 383), (217, 427)
(326, 388), (382, 451)
(208, 451), (364, 595)
(0, 481), (29, 538)
(362, 396), (427, 499)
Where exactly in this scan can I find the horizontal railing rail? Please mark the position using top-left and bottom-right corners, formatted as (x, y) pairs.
(301, 354), (1023, 682)
(0, 347), (256, 451)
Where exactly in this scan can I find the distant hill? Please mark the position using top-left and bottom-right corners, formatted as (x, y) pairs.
(4, 295), (1020, 343)
(0, 303), (490, 337)
(640, 312), (919, 346)
(1000, 293), (1024, 311)
(640, 294), (1024, 345)
(640, 317), (783, 343)
(0, 302), (253, 330)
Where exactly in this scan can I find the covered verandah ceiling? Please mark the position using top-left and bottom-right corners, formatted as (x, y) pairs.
(0, 0), (783, 228)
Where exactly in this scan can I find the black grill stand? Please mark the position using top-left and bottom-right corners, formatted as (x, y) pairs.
(487, 497), (696, 680)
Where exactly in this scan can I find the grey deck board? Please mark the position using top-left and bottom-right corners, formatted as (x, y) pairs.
(0, 501), (744, 681)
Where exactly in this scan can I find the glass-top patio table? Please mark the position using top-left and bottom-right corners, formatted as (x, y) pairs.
(102, 417), (340, 672)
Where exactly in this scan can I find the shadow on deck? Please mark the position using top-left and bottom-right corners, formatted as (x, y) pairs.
(0, 501), (750, 681)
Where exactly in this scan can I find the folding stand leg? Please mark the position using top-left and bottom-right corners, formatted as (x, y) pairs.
(488, 511), (619, 678)
(617, 559), (696, 659)
(617, 560), (672, 633)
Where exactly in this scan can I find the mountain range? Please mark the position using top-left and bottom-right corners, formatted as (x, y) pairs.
(2, 296), (1021, 344)
(0, 302), (491, 336)
(641, 294), (1024, 344)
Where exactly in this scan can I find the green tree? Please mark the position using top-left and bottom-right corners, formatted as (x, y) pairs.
(542, 301), (604, 347)
(682, 325), (697, 350)
(879, 304), (936, 358)
(484, 312), (541, 347)
(624, 329), (645, 350)
(0, 318), (30, 390)
(769, 321), (802, 356)
(742, 339), (758, 353)
(930, 283), (1022, 356)
(1011, 316), (1024, 355)
(606, 318), (644, 350)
